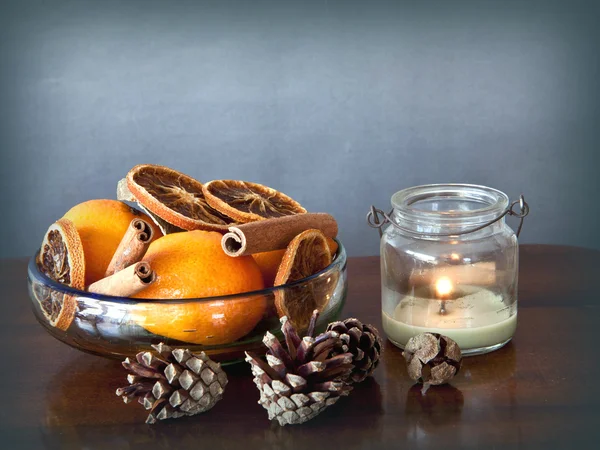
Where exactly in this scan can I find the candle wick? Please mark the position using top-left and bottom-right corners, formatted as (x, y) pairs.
(439, 300), (447, 315)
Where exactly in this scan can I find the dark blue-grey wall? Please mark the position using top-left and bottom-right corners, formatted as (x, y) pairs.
(1, 0), (599, 258)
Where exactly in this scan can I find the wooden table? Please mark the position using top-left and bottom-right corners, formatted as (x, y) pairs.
(2, 245), (599, 449)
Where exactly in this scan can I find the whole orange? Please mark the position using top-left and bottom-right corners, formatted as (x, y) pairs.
(133, 230), (266, 345)
(63, 199), (163, 285)
(252, 237), (339, 287)
(252, 249), (286, 287)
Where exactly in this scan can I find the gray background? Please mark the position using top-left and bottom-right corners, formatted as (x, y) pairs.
(1, 0), (599, 258)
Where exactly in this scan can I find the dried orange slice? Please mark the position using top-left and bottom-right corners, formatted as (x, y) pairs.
(35, 218), (86, 330)
(124, 164), (235, 232)
(274, 229), (332, 331)
(253, 237), (339, 287)
(202, 180), (307, 223)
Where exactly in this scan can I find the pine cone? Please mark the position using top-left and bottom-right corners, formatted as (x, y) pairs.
(245, 310), (354, 426)
(402, 333), (462, 394)
(327, 318), (383, 383)
(116, 343), (228, 424)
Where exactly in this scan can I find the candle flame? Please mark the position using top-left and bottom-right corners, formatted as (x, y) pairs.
(436, 277), (453, 296)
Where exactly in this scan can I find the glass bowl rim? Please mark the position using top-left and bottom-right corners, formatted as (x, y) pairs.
(28, 238), (347, 304)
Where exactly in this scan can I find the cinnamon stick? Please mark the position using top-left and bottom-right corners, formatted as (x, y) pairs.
(221, 213), (338, 257)
(105, 218), (154, 276)
(88, 262), (156, 297)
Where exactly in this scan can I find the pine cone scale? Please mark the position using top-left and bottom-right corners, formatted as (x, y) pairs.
(209, 381), (225, 398)
(285, 373), (306, 392)
(169, 389), (187, 407)
(291, 393), (310, 407)
(122, 359), (165, 379)
(142, 395), (154, 409)
(164, 363), (181, 384)
(152, 380), (170, 399)
(200, 367), (216, 384)
(189, 381), (206, 401)
(312, 332), (340, 359)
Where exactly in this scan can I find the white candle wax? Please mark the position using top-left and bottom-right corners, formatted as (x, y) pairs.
(382, 285), (517, 352)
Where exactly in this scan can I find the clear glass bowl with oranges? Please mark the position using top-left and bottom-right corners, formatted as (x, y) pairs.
(28, 165), (347, 363)
(27, 240), (347, 363)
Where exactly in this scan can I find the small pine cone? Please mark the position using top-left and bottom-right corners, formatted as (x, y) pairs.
(246, 310), (354, 426)
(116, 343), (228, 424)
(326, 318), (383, 383)
(402, 333), (462, 394)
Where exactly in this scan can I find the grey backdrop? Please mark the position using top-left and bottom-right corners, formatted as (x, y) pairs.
(1, 0), (599, 258)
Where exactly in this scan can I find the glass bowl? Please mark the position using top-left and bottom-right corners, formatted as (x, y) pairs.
(27, 241), (347, 364)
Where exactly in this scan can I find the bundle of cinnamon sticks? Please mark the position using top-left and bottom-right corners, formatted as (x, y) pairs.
(87, 218), (157, 297)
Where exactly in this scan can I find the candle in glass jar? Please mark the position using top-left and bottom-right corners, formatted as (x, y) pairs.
(377, 184), (521, 356)
(381, 281), (517, 353)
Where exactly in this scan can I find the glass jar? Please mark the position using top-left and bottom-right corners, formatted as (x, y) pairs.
(377, 184), (522, 356)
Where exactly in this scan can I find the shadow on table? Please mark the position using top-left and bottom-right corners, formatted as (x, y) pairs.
(404, 383), (464, 439)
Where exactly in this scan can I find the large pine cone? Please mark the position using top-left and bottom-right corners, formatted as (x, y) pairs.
(116, 343), (228, 424)
(246, 310), (354, 426)
(327, 318), (383, 383)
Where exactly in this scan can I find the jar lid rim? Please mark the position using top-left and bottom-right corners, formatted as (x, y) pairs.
(391, 184), (509, 221)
